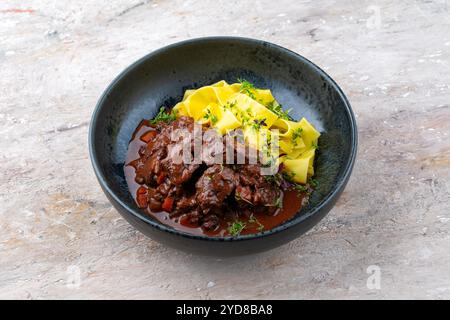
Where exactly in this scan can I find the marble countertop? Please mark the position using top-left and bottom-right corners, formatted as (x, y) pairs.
(1, 0), (449, 299)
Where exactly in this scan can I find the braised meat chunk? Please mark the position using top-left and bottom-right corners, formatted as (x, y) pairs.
(195, 165), (236, 213)
(235, 165), (281, 215)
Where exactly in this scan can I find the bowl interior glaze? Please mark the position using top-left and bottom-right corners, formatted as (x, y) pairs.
(90, 37), (357, 245)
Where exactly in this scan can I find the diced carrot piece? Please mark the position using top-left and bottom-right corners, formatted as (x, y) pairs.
(140, 130), (157, 143)
(156, 173), (166, 184)
(162, 196), (174, 212)
(136, 186), (148, 208)
(137, 186), (147, 194)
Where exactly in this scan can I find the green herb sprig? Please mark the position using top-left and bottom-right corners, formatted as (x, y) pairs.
(293, 184), (308, 193)
(203, 109), (218, 125)
(282, 171), (316, 195)
(228, 220), (246, 236)
(308, 178), (319, 188)
(291, 127), (303, 146)
(238, 78), (257, 100)
(150, 107), (177, 125)
(248, 215), (265, 231)
(250, 118), (267, 131)
(266, 100), (292, 120)
(274, 195), (283, 209)
(264, 173), (283, 186)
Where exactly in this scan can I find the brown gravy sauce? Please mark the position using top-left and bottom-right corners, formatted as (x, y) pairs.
(124, 120), (304, 236)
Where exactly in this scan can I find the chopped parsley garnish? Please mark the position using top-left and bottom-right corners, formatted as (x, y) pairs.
(264, 173), (283, 186)
(266, 100), (292, 120)
(238, 78), (257, 100)
(223, 101), (236, 111)
(249, 122), (260, 131)
(274, 195), (283, 209)
(240, 111), (251, 126)
(203, 109), (218, 125)
(250, 118), (267, 131)
(254, 118), (267, 127)
(282, 171), (296, 183)
(293, 184), (308, 193)
(281, 171), (313, 195)
(308, 178), (319, 188)
(264, 194), (283, 208)
(150, 107), (177, 125)
(228, 220), (246, 236)
(311, 141), (319, 149)
(292, 127), (303, 146)
(248, 215), (265, 231)
(238, 79), (293, 122)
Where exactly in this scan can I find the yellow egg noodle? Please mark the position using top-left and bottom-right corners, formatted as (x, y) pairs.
(172, 80), (320, 184)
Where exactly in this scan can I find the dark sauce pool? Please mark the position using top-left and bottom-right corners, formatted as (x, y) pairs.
(124, 120), (305, 237)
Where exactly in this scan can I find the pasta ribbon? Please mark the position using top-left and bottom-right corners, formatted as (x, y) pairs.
(283, 149), (316, 184)
(214, 108), (241, 134)
(226, 93), (279, 128)
(255, 89), (276, 105)
(298, 118), (320, 150)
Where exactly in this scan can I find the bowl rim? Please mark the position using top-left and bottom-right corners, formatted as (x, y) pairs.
(89, 36), (358, 242)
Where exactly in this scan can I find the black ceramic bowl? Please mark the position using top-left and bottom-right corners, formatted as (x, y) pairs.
(89, 37), (357, 256)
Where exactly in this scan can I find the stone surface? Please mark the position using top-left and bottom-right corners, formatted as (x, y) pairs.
(1, 0), (449, 299)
